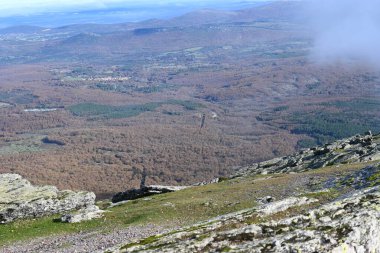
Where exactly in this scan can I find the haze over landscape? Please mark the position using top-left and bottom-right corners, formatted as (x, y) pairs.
(0, 0), (379, 252)
(0, 0), (270, 27)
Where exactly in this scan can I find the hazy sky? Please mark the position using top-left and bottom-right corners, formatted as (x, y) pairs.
(0, 0), (269, 17)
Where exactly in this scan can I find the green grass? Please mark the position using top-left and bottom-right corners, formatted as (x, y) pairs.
(120, 234), (163, 250)
(300, 189), (340, 201)
(367, 171), (380, 187)
(0, 177), (258, 246)
(0, 161), (375, 247)
(0, 215), (103, 246)
(67, 100), (203, 119)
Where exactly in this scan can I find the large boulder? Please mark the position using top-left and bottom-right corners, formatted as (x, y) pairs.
(0, 174), (96, 224)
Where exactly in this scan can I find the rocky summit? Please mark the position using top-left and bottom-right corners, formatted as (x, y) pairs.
(0, 174), (97, 224)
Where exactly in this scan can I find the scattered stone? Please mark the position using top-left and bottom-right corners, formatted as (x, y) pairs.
(1, 224), (173, 253)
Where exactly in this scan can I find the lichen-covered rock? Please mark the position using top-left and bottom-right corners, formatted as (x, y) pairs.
(61, 205), (104, 223)
(0, 174), (96, 223)
(332, 163), (380, 189)
(257, 196), (318, 216)
(107, 186), (380, 253)
(233, 133), (380, 177)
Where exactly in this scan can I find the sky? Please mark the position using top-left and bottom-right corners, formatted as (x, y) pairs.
(0, 0), (272, 27)
(0, 0), (269, 17)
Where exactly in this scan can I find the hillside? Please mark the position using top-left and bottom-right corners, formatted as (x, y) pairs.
(0, 132), (379, 252)
(0, 1), (379, 198)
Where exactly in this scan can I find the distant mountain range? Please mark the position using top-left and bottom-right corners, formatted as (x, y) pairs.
(0, 1), (307, 35)
(0, 1), (274, 28)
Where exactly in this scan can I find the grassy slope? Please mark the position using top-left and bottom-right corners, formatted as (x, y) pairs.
(0, 161), (376, 247)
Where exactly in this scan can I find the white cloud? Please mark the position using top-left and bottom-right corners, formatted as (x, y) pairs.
(307, 0), (380, 67)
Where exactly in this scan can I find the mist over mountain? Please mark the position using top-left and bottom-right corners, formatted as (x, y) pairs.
(307, 0), (380, 68)
(0, 1), (270, 28)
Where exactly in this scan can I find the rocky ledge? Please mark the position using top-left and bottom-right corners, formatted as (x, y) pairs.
(0, 174), (97, 223)
(234, 132), (380, 177)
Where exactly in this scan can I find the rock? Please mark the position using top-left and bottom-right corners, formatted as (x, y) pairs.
(193, 178), (220, 186)
(257, 196), (275, 204)
(232, 132), (380, 177)
(148, 185), (190, 192)
(332, 163), (380, 189)
(162, 202), (175, 208)
(109, 200), (130, 208)
(112, 185), (190, 203)
(257, 197), (318, 216)
(0, 174), (96, 224)
(108, 186), (380, 253)
(61, 205), (104, 223)
(224, 224), (262, 239)
(314, 147), (331, 156)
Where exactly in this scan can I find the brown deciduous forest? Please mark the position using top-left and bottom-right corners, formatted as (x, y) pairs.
(0, 2), (379, 197)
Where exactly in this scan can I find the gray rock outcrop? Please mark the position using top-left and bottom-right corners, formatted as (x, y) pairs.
(108, 186), (380, 253)
(0, 174), (96, 224)
(234, 132), (380, 177)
